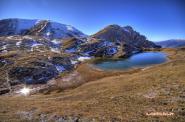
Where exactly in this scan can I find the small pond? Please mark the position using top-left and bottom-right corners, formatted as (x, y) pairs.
(93, 52), (167, 70)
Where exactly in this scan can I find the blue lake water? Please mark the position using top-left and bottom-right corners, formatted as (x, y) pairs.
(93, 52), (167, 70)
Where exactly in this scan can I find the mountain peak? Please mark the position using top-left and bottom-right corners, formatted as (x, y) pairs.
(123, 25), (133, 31)
(0, 18), (86, 39)
(106, 24), (121, 28)
(92, 24), (159, 49)
(104, 25), (133, 31)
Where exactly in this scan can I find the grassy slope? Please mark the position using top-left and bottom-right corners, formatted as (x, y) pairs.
(0, 48), (185, 121)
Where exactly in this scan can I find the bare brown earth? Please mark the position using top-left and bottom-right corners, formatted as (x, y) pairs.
(0, 48), (185, 121)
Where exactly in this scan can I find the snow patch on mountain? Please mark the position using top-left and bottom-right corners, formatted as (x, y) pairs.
(50, 47), (61, 53)
(78, 56), (91, 62)
(35, 20), (42, 24)
(30, 41), (43, 47)
(71, 60), (78, 65)
(46, 32), (51, 36)
(122, 28), (130, 33)
(44, 21), (86, 39)
(2, 45), (7, 50)
(51, 39), (61, 45)
(66, 25), (74, 31)
(16, 41), (22, 46)
(55, 65), (65, 73)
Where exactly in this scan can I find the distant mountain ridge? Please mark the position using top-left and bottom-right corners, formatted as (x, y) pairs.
(155, 39), (185, 48)
(0, 18), (86, 39)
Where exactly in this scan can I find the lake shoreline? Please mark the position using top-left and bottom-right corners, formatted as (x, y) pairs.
(52, 49), (174, 91)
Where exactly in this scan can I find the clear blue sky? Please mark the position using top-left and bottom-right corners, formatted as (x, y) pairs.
(0, 0), (184, 41)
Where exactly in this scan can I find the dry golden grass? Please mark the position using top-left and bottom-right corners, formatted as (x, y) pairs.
(0, 48), (185, 121)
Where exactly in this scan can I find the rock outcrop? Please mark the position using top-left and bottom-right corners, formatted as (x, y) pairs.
(9, 63), (58, 84)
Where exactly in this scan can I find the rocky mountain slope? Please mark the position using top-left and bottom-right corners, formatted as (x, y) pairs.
(0, 18), (161, 95)
(155, 39), (185, 48)
(92, 24), (160, 56)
